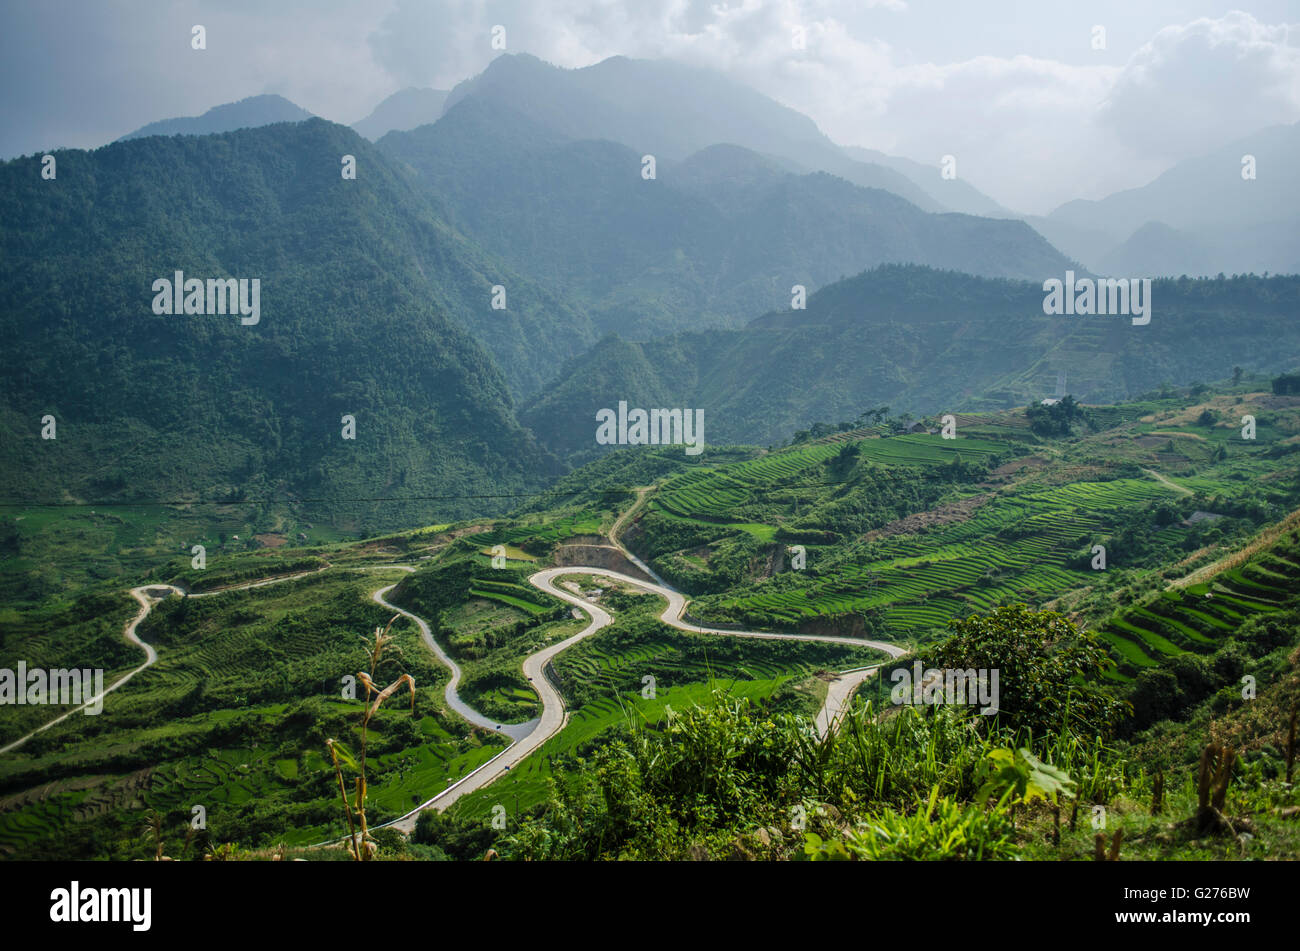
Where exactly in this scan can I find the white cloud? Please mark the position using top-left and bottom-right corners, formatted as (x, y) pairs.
(5, 2), (1295, 215)
(365, 4), (1300, 211)
(1098, 11), (1300, 160)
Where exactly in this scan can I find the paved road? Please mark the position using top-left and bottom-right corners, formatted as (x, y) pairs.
(0, 585), (175, 755)
(369, 569), (538, 743)
(6, 546), (904, 840)
(1, 563), (334, 755)
(379, 564), (905, 832)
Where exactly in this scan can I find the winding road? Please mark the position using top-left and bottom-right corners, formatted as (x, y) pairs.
(378, 564), (905, 832)
(0, 584), (174, 755)
(1, 563), (330, 756)
(4, 506), (907, 841)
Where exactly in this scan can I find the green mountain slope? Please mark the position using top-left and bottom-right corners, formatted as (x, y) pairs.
(0, 119), (567, 529)
(117, 94), (314, 142)
(522, 265), (1300, 455)
(381, 97), (1074, 341)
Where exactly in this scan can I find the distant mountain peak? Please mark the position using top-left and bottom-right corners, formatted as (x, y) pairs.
(353, 87), (448, 141)
(117, 94), (313, 142)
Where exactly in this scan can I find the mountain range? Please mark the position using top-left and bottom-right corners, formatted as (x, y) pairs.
(118, 94), (314, 142)
(1033, 122), (1300, 278)
(522, 265), (1300, 454)
(4, 53), (1297, 521)
(380, 78), (1073, 344)
(0, 120), (568, 530)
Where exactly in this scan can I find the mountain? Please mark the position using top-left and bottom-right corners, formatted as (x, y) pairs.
(1042, 122), (1300, 276)
(442, 54), (944, 210)
(522, 264), (1300, 454)
(380, 95), (1075, 341)
(117, 94), (314, 141)
(840, 145), (1016, 218)
(0, 119), (569, 530)
(1095, 222), (1214, 278)
(352, 87), (449, 140)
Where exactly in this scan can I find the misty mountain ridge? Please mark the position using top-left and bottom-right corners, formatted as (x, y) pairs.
(442, 53), (947, 211)
(352, 87), (449, 140)
(1038, 121), (1300, 277)
(117, 94), (314, 142)
(380, 91), (1075, 343)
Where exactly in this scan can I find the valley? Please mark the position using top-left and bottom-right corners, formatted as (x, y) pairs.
(2, 19), (1299, 874)
(3, 385), (1299, 860)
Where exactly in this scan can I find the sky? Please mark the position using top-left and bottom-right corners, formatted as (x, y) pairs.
(1, 1), (1297, 213)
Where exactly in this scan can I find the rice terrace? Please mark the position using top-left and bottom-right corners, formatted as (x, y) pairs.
(2, 6), (1300, 920)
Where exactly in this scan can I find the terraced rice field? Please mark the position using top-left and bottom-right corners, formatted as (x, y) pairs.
(702, 478), (1186, 636)
(852, 434), (1006, 466)
(1098, 535), (1300, 676)
(467, 578), (553, 616)
(653, 442), (842, 519)
(556, 632), (804, 693)
(653, 435), (1010, 526)
(478, 515), (605, 549)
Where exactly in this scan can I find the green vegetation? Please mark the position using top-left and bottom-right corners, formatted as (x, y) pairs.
(3, 387), (1299, 861)
(523, 265), (1300, 453)
(0, 119), (567, 537)
(422, 603), (1299, 861)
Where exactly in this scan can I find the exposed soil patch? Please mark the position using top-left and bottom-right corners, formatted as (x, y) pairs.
(1142, 393), (1272, 427)
(552, 543), (655, 583)
(988, 455), (1047, 478)
(862, 492), (994, 542)
(254, 533), (287, 548)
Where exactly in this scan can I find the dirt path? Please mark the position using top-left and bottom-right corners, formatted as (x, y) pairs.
(1171, 505), (1300, 589)
(1142, 467), (1193, 496)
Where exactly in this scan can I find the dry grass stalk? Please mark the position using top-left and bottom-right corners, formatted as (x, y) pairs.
(1193, 742), (1238, 835)
(1286, 704), (1297, 784)
(326, 615), (417, 861)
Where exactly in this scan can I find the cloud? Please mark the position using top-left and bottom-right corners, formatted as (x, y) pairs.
(1098, 11), (1300, 160)
(852, 55), (1131, 213)
(365, 0), (901, 90)
(5, 2), (1296, 215)
(358, 1), (1172, 211)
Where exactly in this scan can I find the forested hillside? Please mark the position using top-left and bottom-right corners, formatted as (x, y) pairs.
(523, 266), (1300, 456)
(380, 95), (1074, 343)
(0, 119), (570, 530)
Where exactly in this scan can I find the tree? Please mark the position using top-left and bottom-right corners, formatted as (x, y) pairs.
(1273, 372), (1300, 396)
(1128, 668), (1180, 731)
(856, 405), (889, 426)
(1232, 366), (1243, 386)
(927, 605), (1128, 738)
(1025, 394), (1087, 437)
